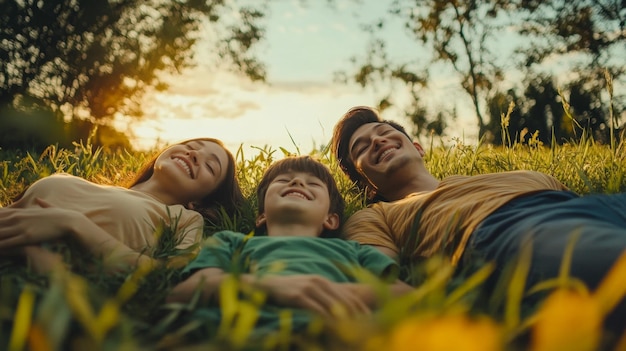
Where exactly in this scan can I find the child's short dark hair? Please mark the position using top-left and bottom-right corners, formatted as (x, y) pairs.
(256, 156), (345, 238)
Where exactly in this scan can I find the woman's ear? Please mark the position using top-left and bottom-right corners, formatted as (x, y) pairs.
(322, 213), (340, 231)
(255, 214), (267, 228)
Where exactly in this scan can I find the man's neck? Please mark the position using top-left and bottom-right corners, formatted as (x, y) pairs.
(381, 172), (440, 202)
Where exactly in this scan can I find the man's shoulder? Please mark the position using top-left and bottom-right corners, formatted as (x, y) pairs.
(439, 170), (538, 184)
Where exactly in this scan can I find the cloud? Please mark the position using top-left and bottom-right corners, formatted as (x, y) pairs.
(331, 23), (347, 32)
(195, 98), (261, 120)
(267, 80), (357, 94)
(165, 81), (220, 97)
(307, 25), (320, 33)
(144, 88), (261, 121)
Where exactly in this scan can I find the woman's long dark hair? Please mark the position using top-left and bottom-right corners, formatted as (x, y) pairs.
(127, 138), (246, 224)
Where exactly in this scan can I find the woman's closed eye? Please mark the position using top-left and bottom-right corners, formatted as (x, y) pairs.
(205, 162), (215, 175)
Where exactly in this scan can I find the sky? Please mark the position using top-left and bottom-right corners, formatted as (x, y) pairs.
(120, 0), (479, 158)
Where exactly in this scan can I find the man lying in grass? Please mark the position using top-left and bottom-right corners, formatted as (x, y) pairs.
(331, 106), (626, 337)
(167, 155), (412, 334)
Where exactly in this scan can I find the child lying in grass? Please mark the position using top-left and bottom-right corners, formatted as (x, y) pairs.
(167, 155), (412, 334)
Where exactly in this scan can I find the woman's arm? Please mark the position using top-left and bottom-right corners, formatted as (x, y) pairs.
(66, 209), (158, 271)
(0, 198), (157, 272)
(23, 246), (66, 273)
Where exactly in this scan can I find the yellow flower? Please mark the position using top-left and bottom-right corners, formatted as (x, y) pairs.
(364, 333), (388, 351)
(388, 314), (501, 351)
(532, 289), (601, 351)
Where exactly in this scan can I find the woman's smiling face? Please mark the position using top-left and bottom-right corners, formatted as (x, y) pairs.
(153, 139), (230, 204)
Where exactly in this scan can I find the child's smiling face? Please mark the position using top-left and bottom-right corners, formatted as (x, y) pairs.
(260, 170), (336, 237)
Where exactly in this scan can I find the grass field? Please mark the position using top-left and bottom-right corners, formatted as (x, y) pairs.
(1, 129), (626, 350)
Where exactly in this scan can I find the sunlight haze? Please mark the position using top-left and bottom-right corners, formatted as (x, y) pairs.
(123, 0), (478, 157)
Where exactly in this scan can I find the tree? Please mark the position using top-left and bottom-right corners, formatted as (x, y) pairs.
(565, 75), (613, 143)
(486, 75), (567, 146)
(514, 0), (625, 140)
(342, 0), (510, 139)
(486, 72), (620, 147)
(343, 0), (624, 143)
(515, 0), (624, 76)
(0, 0), (267, 132)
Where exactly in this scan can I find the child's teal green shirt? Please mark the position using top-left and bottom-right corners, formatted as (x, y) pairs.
(181, 230), (398, 336)
(184, 230), (398, 280)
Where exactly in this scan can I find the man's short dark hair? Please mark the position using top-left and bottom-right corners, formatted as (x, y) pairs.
(331, 106), (411, 193)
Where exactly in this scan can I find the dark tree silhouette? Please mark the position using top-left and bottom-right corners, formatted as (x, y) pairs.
(0, 0), (267, 149)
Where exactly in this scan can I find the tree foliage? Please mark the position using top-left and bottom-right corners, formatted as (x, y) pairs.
(486, 75), (569, 146)
(393, 0), (508, 137)
(0, 0), (268, 149)
(516, 0), (624, 73)
(343, 0), (625, 144)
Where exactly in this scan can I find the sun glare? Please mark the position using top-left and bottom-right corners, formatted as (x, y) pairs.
(124, 77), (397, 160)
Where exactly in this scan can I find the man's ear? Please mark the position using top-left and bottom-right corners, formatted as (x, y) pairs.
(323, 213), (340, 231)
(255, 214), (267, 228)
(413, 141), (426, 157)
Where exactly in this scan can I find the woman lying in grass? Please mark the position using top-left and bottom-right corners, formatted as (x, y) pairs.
(0, 138), (245, 273)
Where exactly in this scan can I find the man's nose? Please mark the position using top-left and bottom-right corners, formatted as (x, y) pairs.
(372, 136), (387, 150)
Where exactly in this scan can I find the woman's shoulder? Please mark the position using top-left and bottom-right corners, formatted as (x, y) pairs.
(28, 173), (91, 188)
(35, 173), (88, 183)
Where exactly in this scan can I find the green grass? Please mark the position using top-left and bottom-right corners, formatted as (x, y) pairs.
(1, 129), (625, 350)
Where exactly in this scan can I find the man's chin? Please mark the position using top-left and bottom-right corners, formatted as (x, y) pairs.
(382, 156), (406, 173)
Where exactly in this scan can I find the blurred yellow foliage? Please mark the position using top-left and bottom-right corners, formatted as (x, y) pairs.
(385, 313), (502, 351)
(532, 289), (602, 351)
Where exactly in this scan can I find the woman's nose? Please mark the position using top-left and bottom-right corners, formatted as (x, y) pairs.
(186, 149), (199, 164)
